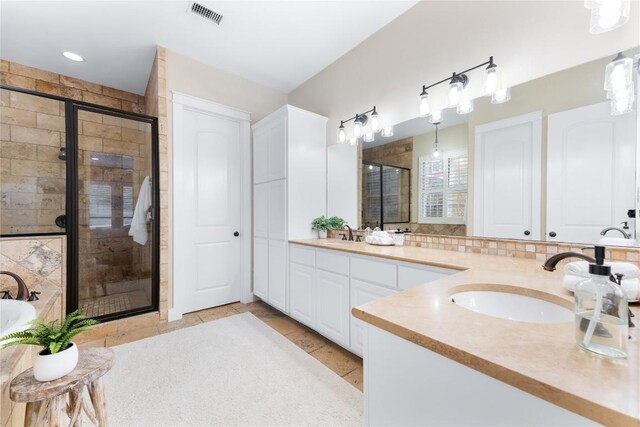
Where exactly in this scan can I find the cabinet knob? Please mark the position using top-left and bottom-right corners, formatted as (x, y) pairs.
(524, 230), (530, 236)
(233, 231), (240, 237)
(549, 231), (557, 238)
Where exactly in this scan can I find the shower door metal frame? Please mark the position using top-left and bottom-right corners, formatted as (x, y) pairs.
(0, 84), (160, 321)
(67, 104), (160, 321)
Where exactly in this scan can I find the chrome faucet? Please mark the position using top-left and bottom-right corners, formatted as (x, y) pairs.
(600, 227), (631, 239)
(0, 271), (30, 301)
(343, 224), (354, 241)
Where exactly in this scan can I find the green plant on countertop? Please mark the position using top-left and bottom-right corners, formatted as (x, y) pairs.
(0, 309), (98, 355)
(312, 216), (347, 231)
(312, 216), (330, 231)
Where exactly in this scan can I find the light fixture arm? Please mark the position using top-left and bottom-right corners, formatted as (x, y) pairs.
(420, 56), (494, 92)
(341, 106), (377, 125)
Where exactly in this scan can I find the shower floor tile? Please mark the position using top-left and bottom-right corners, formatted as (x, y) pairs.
(80, 290), (150, 317)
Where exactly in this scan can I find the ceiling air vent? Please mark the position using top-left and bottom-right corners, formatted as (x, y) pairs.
(189, 2), (223, 25)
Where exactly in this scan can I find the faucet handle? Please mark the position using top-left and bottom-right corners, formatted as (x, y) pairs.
(1, 290), (13, 299)
(621, 221), (629, 230)
(27, 291), (41, 302)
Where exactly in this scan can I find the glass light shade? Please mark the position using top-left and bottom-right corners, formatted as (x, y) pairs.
(433, 148), (440, 158)
(353, 121), (363, 138)
(370, 114), (380, 132)
(610, 90), (635, 115)
(363, 132), (375, 143)
(448, 81), (463, 106)
(484, 65), (502, 95)
(382, 126), (394, 137)
(589, 0), (629, 34)
(337, 127), (346, 143)
(491, 88), (511, 104)
(604, 56), (633, 92)
(430, 110), (443, 124)
(457, 98), (474, 114)
(419, 93), (430, 116)
(606, 84), (633, 100)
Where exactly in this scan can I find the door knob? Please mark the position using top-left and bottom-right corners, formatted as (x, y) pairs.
(55, 215), (66, 228)
(549, 231), (557, 238)
(524, 230), (530, 236)
(233, 231), (240, 237)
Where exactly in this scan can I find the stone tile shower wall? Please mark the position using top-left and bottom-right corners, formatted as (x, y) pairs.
(76, 110), (152, 305)
(0, 90), (66, 234)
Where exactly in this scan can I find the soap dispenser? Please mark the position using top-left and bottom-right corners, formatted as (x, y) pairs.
(575, 246), (628, 358)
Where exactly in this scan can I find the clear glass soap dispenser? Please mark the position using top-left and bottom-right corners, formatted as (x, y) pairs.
(575, 246), (628, 358)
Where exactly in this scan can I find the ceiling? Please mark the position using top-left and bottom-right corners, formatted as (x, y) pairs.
(363, 109), (467, 149)
(0, 0), (418, 95)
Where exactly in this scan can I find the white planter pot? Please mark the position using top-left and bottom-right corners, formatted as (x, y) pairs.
(318, 229), (328, 239)
(33, 342), (78, 382)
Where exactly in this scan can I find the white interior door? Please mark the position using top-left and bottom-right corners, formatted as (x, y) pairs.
(473, 112), (542, 240)
(175, 105), (242, 314)
(547, 102), (636, 244)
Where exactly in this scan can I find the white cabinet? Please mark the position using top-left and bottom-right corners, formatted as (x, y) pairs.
(253, 238), (269, 299)
(253, 183), (269, 238)
(316, 270), (350, 348)
(288, 243), (458, 355)
(252, 105), (327, 312)
(268, 240), (287, 311)
(267, 180), (286, 241)
(350, 279), (395, 356)
(289, 263), (316, 327)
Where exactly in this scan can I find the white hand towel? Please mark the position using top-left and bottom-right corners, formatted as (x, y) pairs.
(564, 261), (640, 279)
(563, 274), (640, 301)
(128, 176), (152, 245)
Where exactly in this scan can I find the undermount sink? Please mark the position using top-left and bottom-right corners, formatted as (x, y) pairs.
(450, 290), (573, 324)
(0, 300), (36, 337)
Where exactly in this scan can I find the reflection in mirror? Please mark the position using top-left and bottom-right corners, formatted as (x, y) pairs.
(362, 162), (410, 228)
(359, 48), (639, 247)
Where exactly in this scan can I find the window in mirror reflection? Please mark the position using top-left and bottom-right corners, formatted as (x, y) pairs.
(419, 153), (467, 224)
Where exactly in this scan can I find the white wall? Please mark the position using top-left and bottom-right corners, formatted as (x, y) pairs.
(287, 1), (639, 225)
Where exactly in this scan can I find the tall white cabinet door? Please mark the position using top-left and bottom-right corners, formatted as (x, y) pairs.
(316, 270), (350, 347)
(253, 238), (268, 300)
(473, 112), (542, 240)
(268, 180), (287, 241)
(253, 128), (269, 184)
(253, 183), (269, 238)
(268, 240), (287, 312)
(350, 279), (395, 356)
(547, 102), (636, 244)
(267, 120), (287, 181)
(289, 263), (316, 327)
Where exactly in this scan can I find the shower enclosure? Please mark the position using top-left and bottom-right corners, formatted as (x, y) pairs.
(0, 86), (159, 321)
(362, 162), (410, 229)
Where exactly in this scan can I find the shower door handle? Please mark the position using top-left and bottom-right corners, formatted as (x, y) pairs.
(55, 215), (66, 229)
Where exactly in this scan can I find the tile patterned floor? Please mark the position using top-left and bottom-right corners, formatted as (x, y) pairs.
(82, 301), (364, 391)
(80, 290), (150, 317)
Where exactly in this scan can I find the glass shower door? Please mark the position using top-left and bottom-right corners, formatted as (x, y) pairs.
(73, 106), (157, 319)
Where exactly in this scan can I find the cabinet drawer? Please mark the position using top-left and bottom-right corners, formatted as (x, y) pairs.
(398, 264), (457, 290)
(289, 244), (315, 267)
(316, 250), (349, 276)
(351, 256), (397, 289)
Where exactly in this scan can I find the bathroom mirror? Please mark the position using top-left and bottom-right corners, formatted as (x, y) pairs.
(356, 47), (640, 247)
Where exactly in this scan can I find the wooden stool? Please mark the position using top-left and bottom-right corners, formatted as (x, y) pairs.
(10, 348), (114, 427)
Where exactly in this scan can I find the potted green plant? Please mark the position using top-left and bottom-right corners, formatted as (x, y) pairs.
(312, 216), (330, 238)
(0, 310), (98, 382)
(327, 216), (346, 230)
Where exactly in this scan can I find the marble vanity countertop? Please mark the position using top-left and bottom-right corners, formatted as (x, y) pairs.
(290, 239), (640, 426)
(0, 289), (61, 384)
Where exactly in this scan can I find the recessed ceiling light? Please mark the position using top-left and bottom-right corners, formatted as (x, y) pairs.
(62, 51), (84, 62)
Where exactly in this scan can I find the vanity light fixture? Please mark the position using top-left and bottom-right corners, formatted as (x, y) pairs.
(433, 123), (440, 158)
(337, 106), (386, 144)
(603, 52), (637, 116)
(585, 0), (630, 34)
(62, 51), (84, 62)
(418, 56), (509, 120)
